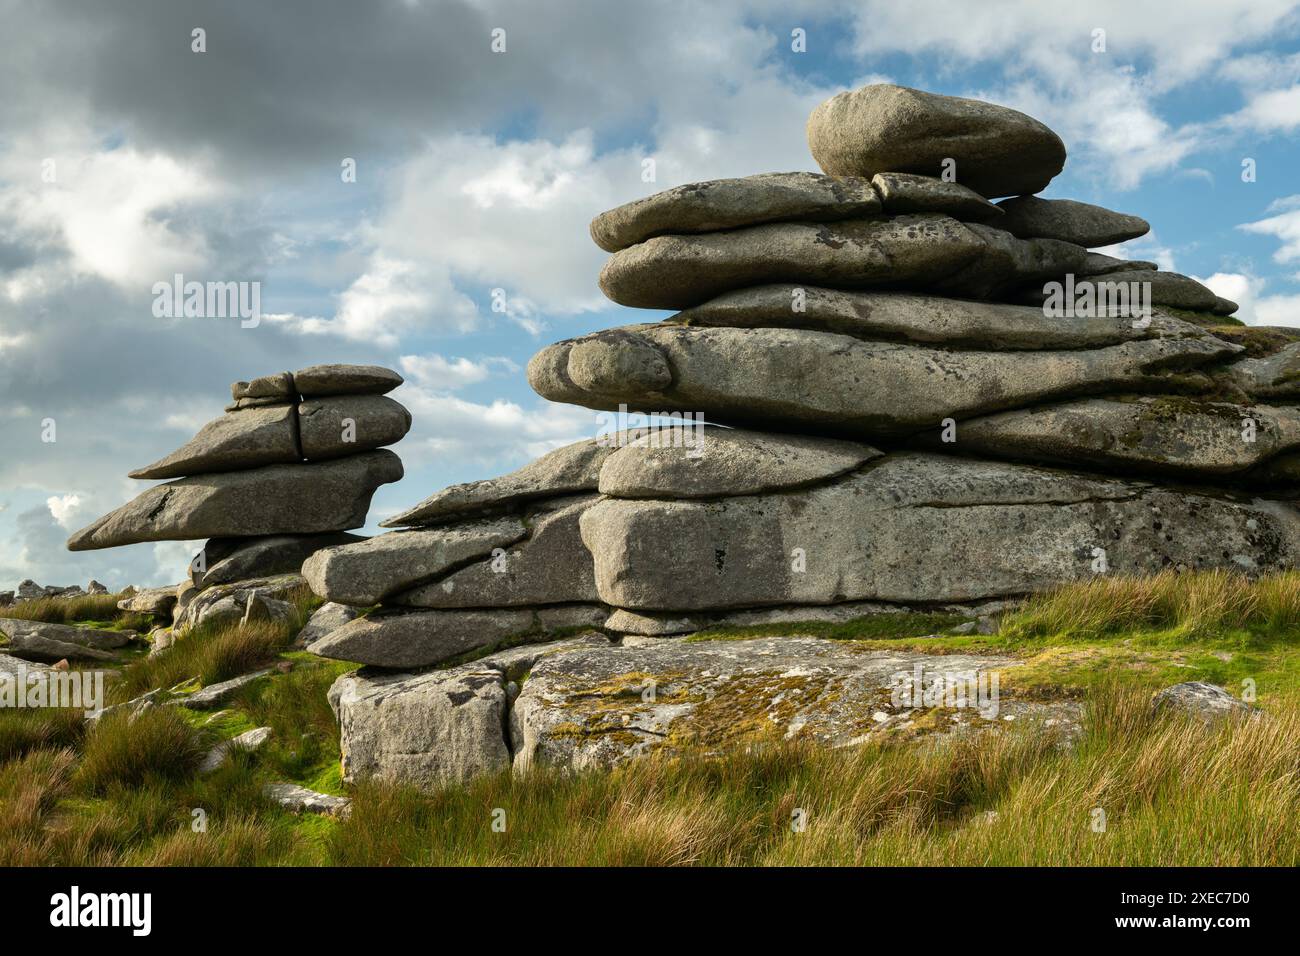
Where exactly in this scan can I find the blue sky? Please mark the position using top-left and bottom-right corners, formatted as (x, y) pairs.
(1, 0), (1298, 590)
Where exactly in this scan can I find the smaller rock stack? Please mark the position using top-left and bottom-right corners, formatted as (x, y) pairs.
(65, 364), (409, 629)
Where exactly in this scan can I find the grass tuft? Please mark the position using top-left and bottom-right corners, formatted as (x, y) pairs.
(75, 707), (207, 793)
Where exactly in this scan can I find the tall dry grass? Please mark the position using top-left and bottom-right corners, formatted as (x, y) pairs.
(1003, 570), (1300, 639)
(328, 685), (1300, 866)
(0, 591), (152, 630)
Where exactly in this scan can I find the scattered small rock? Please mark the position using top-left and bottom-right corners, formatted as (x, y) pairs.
(175, 668), (275, 710)
(1152, 682), (1256, 724)
(262, 782), (351, 816)
(199, 726), (273, 774)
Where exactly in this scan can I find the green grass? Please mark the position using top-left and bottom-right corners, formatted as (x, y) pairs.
(1156, 305), (1245, 328)
(2, 574), (1299, 865)
(689, 611), (969, 644)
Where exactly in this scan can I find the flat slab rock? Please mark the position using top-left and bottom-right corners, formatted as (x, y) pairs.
(391, 496), (601, 610)
(381, 434), (646, 527)
(870, 172), (1002, 220)
(528, 323), (1236, 438)
(263, 782), (351, 815)
(67, 450), (403, 550)
(590, 171), (880, 253)
(0, 618), (136, 652)
(118, 585), (182, 615)
(596, 427), (878, 499)
(1222, 341), (1300, 400)
(597, 214), (1087, 310)
(937, 397), (1300, 479)
(0, 652), (52, 677)
(176, 668), (275, 710)
(307, 604), (609, 668)
(294, 601), (358, 648)
(672, 285), (1187, 350)
(303, 515), (527, 606)
(806, 83), (1066, 199)
(0, 620), (129, 663)
(514, 637), (1078, 772)
(293, 363), (404, 397)
(580, 451), (1300, 611)
(1019, 270), (1220, 313)
(199, 726), (272, 774)
(994, 196), (1149, 248)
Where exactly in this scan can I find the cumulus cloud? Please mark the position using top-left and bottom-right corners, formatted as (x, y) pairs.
(399, 353), (519, 390)
(1228, 84), (1300, 133)
(1240, 198), (1300, 263)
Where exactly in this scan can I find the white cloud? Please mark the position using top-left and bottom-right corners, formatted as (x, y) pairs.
(1240, 200), (1300, 263)
(3, 146), (218, 287)
(45, 493), (83, 530)
(398, 353), (519, 391)
(1228, 84), (1300, 133)
(1254, 293), (1300, 325)
(1095, 233), (1176, 271)
(397, 386), (599, 468)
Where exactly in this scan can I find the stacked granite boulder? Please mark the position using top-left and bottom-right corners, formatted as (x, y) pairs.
(65, 364), (408, 629)
(311, 84), (1300, 785)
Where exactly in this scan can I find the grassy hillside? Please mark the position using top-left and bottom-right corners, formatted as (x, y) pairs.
(2, 571), (1297, 866)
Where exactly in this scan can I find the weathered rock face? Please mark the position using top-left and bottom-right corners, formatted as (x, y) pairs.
(292, 364), (404, 397)
(67, 451), (403, 550)
(172, 574), (306, 633)
(295, 601), (358, 649)
(596, 428), (878, 499)
(0, 618), (136, 651)
(1225, 342), (1300, 399)
(1020, 270), (1221, 313)
(1080, 251), (1160, 276)
(597, 214), (1088, 310)
(192, 532), (365, 590)
(271, 82), (1300, 789)
(298, 395), (412, 460)
(932, 397), (1300, 479)
(580, 452), (1300, 611)
(529, 324), (1237, 438)
(129, 404), (300, 479)
(994, 196), (1150, 247)
(328, 634), (612, 787)
(1152, 681), (1257, 724)
(0, 619), (136, 663)
(513, 636), (1067, 772)
(381, 436), (630, 528)
(130, 392), (410, 480)
(673, 285), (1179, 350)
(806, 84), (1067, 198)
(118, 585), (181, 616)
(392, 496), (602, 609)
(870, 172), (1002, 220)
(232, 371), (295, 401)
(302, 516), (527, 606)
(308, 604), (608, 668)
(590, 172), (880, 252)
